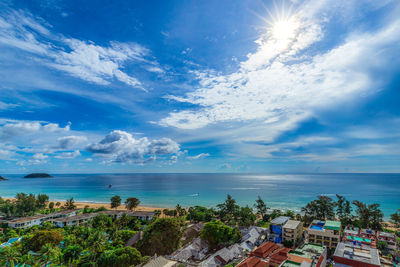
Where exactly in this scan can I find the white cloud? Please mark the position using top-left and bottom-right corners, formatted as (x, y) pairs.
(18, 152), (48, 165)
(0, 119), (70, 140)
(54, 150), (81, 159)
(0, 8), (159, 89)
(159, 2), (400, 147)
(57, 135), (88, 149)
(187, 153), (210, 160)
(86, 130), (180, 164)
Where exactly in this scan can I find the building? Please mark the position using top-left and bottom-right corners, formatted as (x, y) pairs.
(170, 237), (209, 262)
(342, 226), (376, 248)
(377, 231), (397, 254)
(269, 247), (291, 267)
(251, 241), (280, 258)
(200, 244), (244, 267)
(270, 216), (291, 244)
(143, 256), (178, 267)
(280, 243), (327, 267)
(52, 210), (155, 227)
(333, 242), (380, 267)
(129, 211), (155, 221)
(236, 256), (268, 267)
(282, 220), (303, 246)
(307, 220), (341, 249)
(240, 226), (266, 252)
(7, 209), (79, 228)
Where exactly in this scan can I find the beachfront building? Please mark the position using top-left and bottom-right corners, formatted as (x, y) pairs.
(270, 216), (291, 244)
(342, 226), (376, 248)
(52, 210), (156, 227)
(279, 243), (327, 267)
(282, 220), (303, 246)
(306, 220), (341, 249)
(377, 231), (397, 254)
(333, 242), (380, 267)
(7, 209), (79, 228)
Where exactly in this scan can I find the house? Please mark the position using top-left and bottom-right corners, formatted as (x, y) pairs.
(143, 256), (178, 267)
(268, 247), (291, 267)
(200, 244), (244, 267)
(377, 231), (397, 254)
(236, 256), (268, 267)
(170, 237), (209, 262)
(342, 225), (376, 248)
(251, 241), (280, 258)
(7, 209), (79, 228)
(282, 220), (303, 246)
(280, 243), (327, 267)
(240, 226), (266, 252)
(52, 212), (98, 227)
(306, 220), (341, 249)
(269, 216), (291, 244)
(333, 242), (380, 267)
(129, 211), (155, 221)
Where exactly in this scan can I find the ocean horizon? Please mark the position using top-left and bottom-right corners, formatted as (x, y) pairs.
(1, 172), (399, 218)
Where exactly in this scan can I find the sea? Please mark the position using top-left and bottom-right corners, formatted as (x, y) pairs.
(1, 173), (399, 217)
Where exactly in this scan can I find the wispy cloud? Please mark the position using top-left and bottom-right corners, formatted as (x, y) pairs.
(0, 8), (158, 90)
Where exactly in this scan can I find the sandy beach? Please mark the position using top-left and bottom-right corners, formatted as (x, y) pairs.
(4, 198), (168, 212)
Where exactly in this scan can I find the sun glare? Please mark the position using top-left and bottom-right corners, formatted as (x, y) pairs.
(271, 17), (299, 42)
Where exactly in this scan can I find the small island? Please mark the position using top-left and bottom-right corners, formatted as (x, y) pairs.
(0, 175), (8, 180)
(24, 173), (52, 178)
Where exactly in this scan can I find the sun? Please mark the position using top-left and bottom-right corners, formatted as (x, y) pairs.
(271, 16), (299, 42)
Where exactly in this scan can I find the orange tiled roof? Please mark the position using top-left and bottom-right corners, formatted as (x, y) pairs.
(251, 242), (280, 258)
(237, 257), (268, 267)
(269, 247), (290, 265)
(287, 254), (313, 264)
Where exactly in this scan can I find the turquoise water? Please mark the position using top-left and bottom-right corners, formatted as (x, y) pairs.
(0, 173), (399, 217)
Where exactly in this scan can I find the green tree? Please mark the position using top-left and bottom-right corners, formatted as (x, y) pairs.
(217, 194), (240, 221)
(40, 244), (61, 266)
(64, 197), (76, 210)
(336, 194), (352, 225)
(254, 196), (268, 218)
(352, 201), (383, 230)
(138, 217), (186, 255)
(187, 206), (215, 222)
(97, 247), (142, 267)
(36, 194), (49, 209)
(87, 230), (109, 263)
(301, 195), (336, 224)
(176, 204), (187, 217)
(25, 229), (64, 251)
(125, 197), (140, 211)
(91, 213), (113, 229)
(390, 209), (400, 228)
(48, 202), (55, 210)
(0, 246), (22, 267)
(200, 221), (242, 249)
(110, 195), (122, 210)
(63, 244), (83, 265)
(238, 206), (256, 227)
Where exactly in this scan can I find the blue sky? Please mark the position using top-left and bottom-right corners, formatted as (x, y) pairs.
(0, 0), (399, 173)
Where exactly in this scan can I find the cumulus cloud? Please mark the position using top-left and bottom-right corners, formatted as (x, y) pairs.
(86, 130), (180, 164)
(0, 8), (160, 89)
(57, 135), (88, 149)
(0, 119), (70, 140)
(187, 153), (210, 160)
(18, 153), (48, 165)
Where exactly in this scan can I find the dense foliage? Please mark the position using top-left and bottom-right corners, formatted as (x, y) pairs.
(200, 220), (242, 249)
(137, 217), (186, 255)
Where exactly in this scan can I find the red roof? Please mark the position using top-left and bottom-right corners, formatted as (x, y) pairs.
(237, 257), (268, 267)
(251, 242), (280, 258)
(269, 247), (290, 265)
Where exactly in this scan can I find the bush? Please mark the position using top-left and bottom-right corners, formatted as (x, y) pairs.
(97, 247), (142, 267)
(23, 229), (64, 251)
(200, 221), (242, 249)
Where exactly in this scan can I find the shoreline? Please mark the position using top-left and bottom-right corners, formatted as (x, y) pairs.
(4, 198), (168, 212)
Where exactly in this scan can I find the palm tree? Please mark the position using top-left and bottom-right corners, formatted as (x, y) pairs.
(40, 244), (61, 266)
(0, 246), (22, 267)
(87, 230), (108, 264)
(21, 253), (41, 267)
